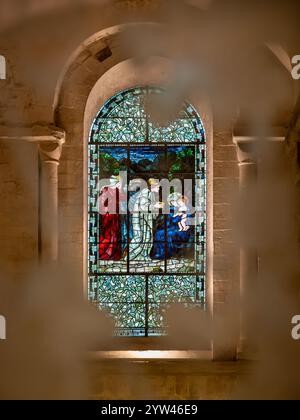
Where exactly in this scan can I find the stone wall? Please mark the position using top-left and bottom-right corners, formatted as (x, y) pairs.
(0, 140), (39, 279)
(90, 359), (250, 400)
(213, 121), (240, 359)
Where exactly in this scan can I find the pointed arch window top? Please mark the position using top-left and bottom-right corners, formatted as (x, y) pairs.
(89, 87), (206, 144)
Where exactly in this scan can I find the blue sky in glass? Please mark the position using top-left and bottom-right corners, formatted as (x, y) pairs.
(130, 147), (163, 163)
(99, 145), (193, 164)
(99, 147), (127, 161)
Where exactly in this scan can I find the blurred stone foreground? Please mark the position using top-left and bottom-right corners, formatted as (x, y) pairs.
(0, 263), (114, 400)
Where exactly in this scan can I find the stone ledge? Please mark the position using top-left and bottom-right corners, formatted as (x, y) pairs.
(90, 350), (212, 361)
(233, 125), (287, 143)
(0, 124), (65, 143)
(89, 358), (253, 400)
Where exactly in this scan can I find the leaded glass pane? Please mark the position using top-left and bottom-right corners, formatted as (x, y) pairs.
(148, 275), (198, 303)
(99, 303), (146, 329)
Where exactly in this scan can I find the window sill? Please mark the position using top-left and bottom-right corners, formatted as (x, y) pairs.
(89, 350), (212, 361)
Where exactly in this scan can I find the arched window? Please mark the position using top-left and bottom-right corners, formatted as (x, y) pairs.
(88, 87), (206, 337)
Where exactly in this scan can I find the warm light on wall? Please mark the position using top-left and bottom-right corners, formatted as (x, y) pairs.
(0, 55), (6, 80)
(90, 350), (212, 360)
(0, 315), (6, 340)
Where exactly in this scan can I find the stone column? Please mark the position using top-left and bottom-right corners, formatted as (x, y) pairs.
(234, 132), (286, 356)
(38, 141), (63, 263)
(238, 159), (258, 355)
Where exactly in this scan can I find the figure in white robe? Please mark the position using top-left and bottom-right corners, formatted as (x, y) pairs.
(129, 179), (163, 261)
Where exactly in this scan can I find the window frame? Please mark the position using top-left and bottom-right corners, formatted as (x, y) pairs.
(87, 86), (208, 343)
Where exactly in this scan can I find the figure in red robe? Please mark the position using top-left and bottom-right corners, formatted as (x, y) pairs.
(98, 175), (126, 261)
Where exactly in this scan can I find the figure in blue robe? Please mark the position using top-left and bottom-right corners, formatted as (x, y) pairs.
(150, 205), (194, 260)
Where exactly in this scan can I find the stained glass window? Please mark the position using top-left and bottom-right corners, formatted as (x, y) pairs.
(88, 87), (206, 337)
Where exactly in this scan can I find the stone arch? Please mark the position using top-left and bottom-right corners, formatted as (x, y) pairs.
(54, 23), (169, 273)
(267, 43), (293, 76)
(53, 22), (215, 351)
(54, 23), (166, 273)
(54, 22), (164, 131)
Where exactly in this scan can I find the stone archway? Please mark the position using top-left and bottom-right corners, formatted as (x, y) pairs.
(54, 23), (166, 280)
(54, 22), (259, 359)
(54, 23), (214, 316)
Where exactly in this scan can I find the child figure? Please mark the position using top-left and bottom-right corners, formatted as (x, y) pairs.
(174, 195), (190, 231)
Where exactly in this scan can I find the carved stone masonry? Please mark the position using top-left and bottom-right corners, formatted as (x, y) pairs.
(0, 124), (65, 263)
(234, 132), (285, 356)
(38, 140), (64, 263)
